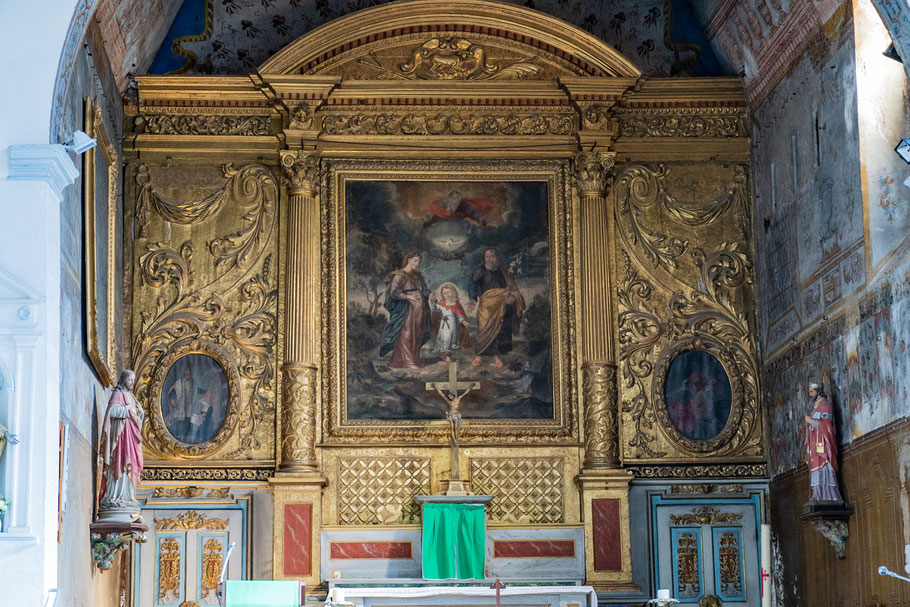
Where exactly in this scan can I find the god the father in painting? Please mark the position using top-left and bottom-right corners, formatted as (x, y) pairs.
(803, 382), (843, 503)
(97, 369), (145, 522)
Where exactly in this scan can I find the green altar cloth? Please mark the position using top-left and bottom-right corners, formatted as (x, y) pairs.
(421, 502), (486, 579)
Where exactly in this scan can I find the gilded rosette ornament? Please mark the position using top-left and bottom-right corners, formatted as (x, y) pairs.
(582, 362), (619, 468)
(574, 151), (616, 198)
(280, 363), (318, 471)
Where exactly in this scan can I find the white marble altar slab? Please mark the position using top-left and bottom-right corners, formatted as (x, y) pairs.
(485, 528), (585, 581)
(321, 528), (423, 579)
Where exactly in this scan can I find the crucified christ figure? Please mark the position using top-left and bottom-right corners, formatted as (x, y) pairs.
(425, 362), (480, 491)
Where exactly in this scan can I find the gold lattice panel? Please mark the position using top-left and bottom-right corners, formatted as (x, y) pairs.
(337, 457), (431, 525)
(470, 457), (564, 523)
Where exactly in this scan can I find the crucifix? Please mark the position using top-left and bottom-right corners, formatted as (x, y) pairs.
(425, 362), (480, 495)
(490, 579), (507, 607)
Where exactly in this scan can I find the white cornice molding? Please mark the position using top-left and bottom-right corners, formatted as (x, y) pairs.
(6, 144), (79, 201)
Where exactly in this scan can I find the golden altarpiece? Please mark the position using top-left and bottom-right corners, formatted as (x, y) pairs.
(123, 1), (765, 604)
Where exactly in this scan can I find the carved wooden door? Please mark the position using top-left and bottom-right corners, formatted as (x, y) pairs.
(652, 500), (759, 606)
(136, 509), (244, 607)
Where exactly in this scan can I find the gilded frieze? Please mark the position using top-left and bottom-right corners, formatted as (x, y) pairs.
(129, 162), (279, 464)
(614, 162), (762, 463)
(616, 110), (747, 139)
(321, 111), (576, 137)
(136, 115), (272, 136)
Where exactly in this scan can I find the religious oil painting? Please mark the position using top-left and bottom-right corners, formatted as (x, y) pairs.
(664, 351), (732, 440)
(161, 354), (230, 445)
(345, 180), (553, 421)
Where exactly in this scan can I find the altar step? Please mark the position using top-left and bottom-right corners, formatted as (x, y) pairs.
(325, 580), (597, 607)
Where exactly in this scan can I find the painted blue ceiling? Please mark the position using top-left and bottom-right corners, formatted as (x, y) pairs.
(147, 0), (728, 77)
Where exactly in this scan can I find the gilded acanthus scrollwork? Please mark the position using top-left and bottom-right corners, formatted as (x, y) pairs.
(669, 506), (743, 525)
(131, 163), (278, 462)
(615, 163), (762, 462)
(155, 510), (229, 530)
(399, 37), (542, 80)
(279, 363), (318, 470)
(137, 114), (271, 136)
(582, 362), (619, 467)
(321, 112), (575, 137)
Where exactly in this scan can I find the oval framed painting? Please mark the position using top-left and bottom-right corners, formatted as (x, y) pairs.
(148, 339), (241, 457)
(652, 339), (742, 453)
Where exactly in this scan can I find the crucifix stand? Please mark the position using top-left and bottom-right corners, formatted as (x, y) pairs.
(425, 362), (480, 496)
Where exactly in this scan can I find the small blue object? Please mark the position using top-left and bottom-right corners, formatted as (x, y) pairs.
(896, 138), (910, 164)
(225, 580), (300, 607)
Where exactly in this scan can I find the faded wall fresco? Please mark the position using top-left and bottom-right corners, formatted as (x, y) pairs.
(752, 27), (863, 357)
(750, 0), (910, 477)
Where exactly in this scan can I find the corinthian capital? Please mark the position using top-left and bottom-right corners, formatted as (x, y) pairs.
(280, 150), (321, 196)
(574, 151), (616, 198)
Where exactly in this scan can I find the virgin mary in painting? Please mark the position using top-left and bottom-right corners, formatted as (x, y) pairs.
(379, 252), (432, 369)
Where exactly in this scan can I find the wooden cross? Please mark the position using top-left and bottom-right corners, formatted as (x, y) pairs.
(425, 362), (480, 481)
(490, 579), (507, 607)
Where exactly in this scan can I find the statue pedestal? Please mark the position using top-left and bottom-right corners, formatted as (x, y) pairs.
(89, 519), (148, 570)
(801, 501), (853, 559)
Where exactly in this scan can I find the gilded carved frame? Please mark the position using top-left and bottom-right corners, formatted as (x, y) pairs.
(83, 97), (118, 387)
(146, 338), (243, 458)
(321, 158), (578, 445)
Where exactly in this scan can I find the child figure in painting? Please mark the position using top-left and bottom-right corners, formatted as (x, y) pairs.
(428, 282), (471, 363)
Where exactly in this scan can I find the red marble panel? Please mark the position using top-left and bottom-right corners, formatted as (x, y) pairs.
(329, 541), (413, 560)
(283, 503), (312, 576)
(592, 498), (622, 571)
(492, 540), (576, 558)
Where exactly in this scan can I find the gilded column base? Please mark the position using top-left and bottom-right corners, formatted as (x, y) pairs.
(578, 469), (638, 592)
(269, 473), (327, 585)
(581, 362), (620, 471)
(279, 362), (319, 473)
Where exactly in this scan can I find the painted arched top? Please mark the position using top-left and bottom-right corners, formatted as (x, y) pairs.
(258, 0), (641, 78)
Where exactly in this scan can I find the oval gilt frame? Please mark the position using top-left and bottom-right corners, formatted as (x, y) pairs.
(651, 336), (743, 454)
(148, 339), (242, 458)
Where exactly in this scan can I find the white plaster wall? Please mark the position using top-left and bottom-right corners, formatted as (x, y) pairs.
(0, 2), (88, 606)
(854, 0), (910, 271)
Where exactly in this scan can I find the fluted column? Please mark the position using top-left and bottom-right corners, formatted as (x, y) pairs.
(574, 151), (620, 470)
(279, 150), (321, 472)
